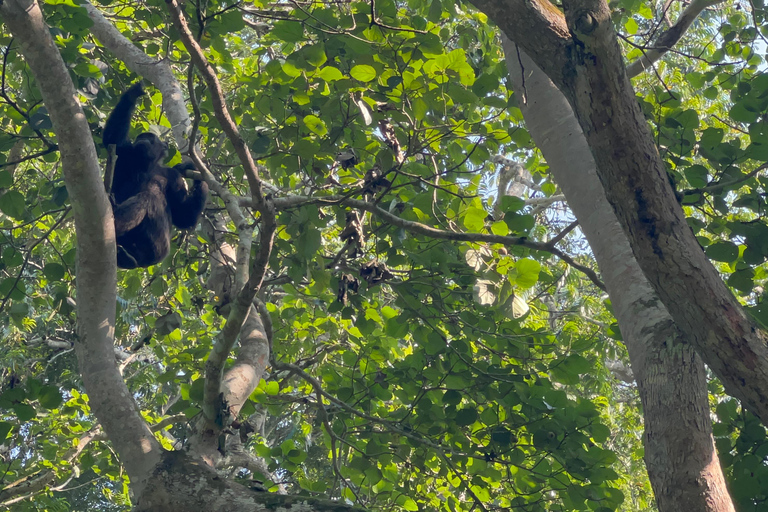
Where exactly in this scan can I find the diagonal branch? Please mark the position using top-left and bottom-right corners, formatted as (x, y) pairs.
(164, 0), (278, 444)
(625, 0), (726, 78)
(83, 0), (192, 149)
(163, 0), (265, 208)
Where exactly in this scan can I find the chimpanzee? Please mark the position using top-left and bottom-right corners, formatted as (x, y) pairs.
(102, 82), (208, 269)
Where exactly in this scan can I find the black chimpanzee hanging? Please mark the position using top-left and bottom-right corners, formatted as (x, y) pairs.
(102, 83), (208, 269)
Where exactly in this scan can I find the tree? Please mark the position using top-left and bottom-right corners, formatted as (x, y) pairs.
(501, 35), (732, 512)
(472, 0), (768, 424)
(0, 0), (767, 509)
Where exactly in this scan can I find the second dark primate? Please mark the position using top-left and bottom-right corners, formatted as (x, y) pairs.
(103, 83), (209, 269)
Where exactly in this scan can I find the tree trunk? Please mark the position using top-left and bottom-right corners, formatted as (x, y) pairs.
(135, 451), (360, 512)
(471, 0), (768, 439)
(0, 0), (164, 494)
(502, 38), (734, 511)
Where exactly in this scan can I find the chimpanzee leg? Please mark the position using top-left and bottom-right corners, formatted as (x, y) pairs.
(112, 194), (148, 236)
(117, 246), (139, 269)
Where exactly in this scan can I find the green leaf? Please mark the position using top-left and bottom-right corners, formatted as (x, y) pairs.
(400, 497), (418, 511)
(699, 127), (724, 149)
(303, 115), (328, 137)
(463, 206), (487, 232)
(9, 302), (29, 319)
(290, 44), (327, 69)
(217, 10), (244, 33)
(350, 64), (377, 82)
(3, 247), (23, 267)
(491, 427), (514, 445)
(43, 263), (66, 281)
(505, 213), (534, 234)
(442, 389), (462, 405)
(490, 221), (508, 236)
(472, 74), (499, 96)
(38, 386), (63, 410)
(706, 241), (739, 262)
(317, 66), (344, 82)
(0, 277), (25, 301)
(189, 378), (205, 403)
(514, 258), (541, 288)
(0, 422), (13, 440)
(731, 101), (760, 123)
(532, 428), (558, 448)
(297, 227), (322, 259)
(271, 21), (305, 42)
(499, 195), (525, 213)
(561, 354), (592, 374)
(0, 190), (25, 219)
(0, 134), (17, 152)
(591, 423), (611, 443)
(427, 0), (442, 22)
(728, 268), (754, 294)
(13, 403), (35, 422)
(684, 165), (709, 188)
(455, 407), (478, 426)
(0, 170), (12, 188)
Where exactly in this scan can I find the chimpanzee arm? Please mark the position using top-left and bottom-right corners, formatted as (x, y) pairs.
(103, 82), (146, 149)
(173, 161), (197, 177)
(167, 172), (209, 230)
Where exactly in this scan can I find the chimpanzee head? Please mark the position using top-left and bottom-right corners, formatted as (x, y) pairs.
(134, 132), (168, 163)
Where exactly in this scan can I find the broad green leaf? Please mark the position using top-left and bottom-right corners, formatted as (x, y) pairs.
(13, 403), (35, 422)
(0, 190), (25, 219)
(350, 64), (377, 82)
(463, 206), (487, 232)
(43, 263), (66, 281)
(514, 259), (541, 288)
(38, 386), (63, 410)
(317, 66), (344, 82)
(706, 241), (739, 262)
(455, 407), (478, 426)
(303, 115), (328, 137)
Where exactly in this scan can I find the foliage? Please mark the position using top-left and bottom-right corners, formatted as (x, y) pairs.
(2, 0), (768, 510)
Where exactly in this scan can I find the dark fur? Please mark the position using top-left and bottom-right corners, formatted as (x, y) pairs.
(103, 83), (208, 269)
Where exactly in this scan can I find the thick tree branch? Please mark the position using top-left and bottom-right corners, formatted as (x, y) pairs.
(83, 1), (192, 149)
(87, 1), (272, 466)
(163, 0), (265, 207)
(467, 0), (571, 86)
(477, 0), (768, 426)
(164, 0), (278, 446)
(501, 34), (734, 510)
(0, 145), (58, 169)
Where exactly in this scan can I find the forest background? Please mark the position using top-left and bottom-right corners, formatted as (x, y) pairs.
(0, 0), (767, 510)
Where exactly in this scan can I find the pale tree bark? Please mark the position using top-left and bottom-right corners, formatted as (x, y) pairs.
(83, 0), (192, 150)
(470, 0), (768, 429)
(0, 0), (162, 495)
(81, 0), (275, 474)
(502, 37), (734, 511)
